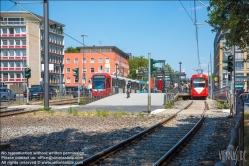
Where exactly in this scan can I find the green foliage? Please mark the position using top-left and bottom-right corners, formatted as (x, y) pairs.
(79, 98), (84, 105)
(127, 56), (148, 79)
(96, 110), (108, 117)
(164, 101), (174, 109)
(65, 46), (80, 53)
(68, 106), (78, 116)
(39, 107), (54, 115)
(207, 0), (249, 50)
(138, 112), (144, 118)
(217, 100), (229, 109)
(113, 111), (128, 117)
(178, 97), (183, 101)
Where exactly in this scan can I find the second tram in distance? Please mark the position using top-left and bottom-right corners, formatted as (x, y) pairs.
(190, 73), (208, 99)
(91, 73), (140, 97)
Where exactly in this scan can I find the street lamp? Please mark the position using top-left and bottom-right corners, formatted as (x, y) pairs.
(179, 62), (182, 83)
(81, 34), (88, 87)
(115, 63), (118, 87)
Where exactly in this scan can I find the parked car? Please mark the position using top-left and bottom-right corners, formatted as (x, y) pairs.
(0, 87), (16, 101)
(23, 87), (56, 100)
(73, 87), (91, 98)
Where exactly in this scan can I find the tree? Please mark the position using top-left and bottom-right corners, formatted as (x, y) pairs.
(127, 56), (148, 79)
(207, 0), (249, 51)
(65, 46), (80, 53)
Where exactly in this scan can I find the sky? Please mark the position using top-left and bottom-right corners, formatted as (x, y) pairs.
(1, 0), (216, 78)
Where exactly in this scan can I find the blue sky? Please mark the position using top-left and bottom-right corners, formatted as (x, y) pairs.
(1, 0), (215, 78)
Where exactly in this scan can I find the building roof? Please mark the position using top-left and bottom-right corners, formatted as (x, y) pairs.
(0, 11), (65, 27)
(76, 46), (131, 60)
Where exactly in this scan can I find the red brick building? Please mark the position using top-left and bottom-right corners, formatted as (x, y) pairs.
(64, 46), (131, 90)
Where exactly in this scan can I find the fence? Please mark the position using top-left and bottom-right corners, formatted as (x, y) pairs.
(215, 90), (246, 166)
(163, 88), (179, 105)
(0, 88), (119, 107)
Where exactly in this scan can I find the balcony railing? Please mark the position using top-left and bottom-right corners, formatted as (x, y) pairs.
(0, 78), (27, 82)
(0, 56), (27, 60)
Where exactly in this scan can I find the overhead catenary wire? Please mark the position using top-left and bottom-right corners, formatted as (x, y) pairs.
(6, 0), (128, 68)
(179, 0), (201, 70)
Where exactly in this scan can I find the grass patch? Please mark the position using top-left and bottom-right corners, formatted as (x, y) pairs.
(164, 101), (174, 109)
(178, 97), (183, 101)
(96, 110), (109, 117)
(67, 106), (78, 116)
(216, 100), (229, 109)
(39, 107), (54, 115)
(79, 98), (84, 105)
(244, 112), (249, 165)
(138, 112), (144, 118)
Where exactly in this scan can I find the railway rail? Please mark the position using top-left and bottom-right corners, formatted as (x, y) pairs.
(0, 108), (36, 117)
(74, 100), (208, 165)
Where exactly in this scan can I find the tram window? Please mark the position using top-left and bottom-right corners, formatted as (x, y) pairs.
(106, 78), (110, 88)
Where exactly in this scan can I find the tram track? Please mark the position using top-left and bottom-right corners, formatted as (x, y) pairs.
(73, 100), (209, 166)
(0, 108), (37, 118)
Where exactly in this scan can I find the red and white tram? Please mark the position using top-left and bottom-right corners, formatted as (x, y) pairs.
(190, 73), (208, 99)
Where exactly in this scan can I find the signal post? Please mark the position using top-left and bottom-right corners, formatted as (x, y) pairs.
(222, 53), (234, 116)
(24, 67), (31, 104)
(73, 67), (80, 104)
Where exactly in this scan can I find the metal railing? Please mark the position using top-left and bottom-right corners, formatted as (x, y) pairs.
(215, 90), (245, 166)
(163, 88), (179, 104)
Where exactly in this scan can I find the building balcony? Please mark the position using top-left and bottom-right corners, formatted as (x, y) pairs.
(1, 34), (26, 37)
(1, 45), (26, 49)
(0, 56), (27, 60)
(0, 78), (27, 83)
(0, 67), (26, 71)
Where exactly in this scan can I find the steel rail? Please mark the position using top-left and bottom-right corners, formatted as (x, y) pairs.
(73, 101), (193, 166)
(0, 108), (39, 117)
(153, 101), (208, 166)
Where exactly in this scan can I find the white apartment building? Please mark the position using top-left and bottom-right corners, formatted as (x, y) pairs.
(0, 11), (65, 92)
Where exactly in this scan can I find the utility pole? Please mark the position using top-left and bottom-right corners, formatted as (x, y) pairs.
(148, 53), (151, 114)
(44, 0), (49, 108)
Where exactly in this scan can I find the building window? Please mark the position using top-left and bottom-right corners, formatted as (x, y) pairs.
(22, 39), (26, 45)
(98, 66), (102, 72)
(235, 61), (244, 69)
(3, 73), (8, 79)
(105, 67), (110, 73)
(66, 77), (70, 83)
(9, 50), (14, 56)
(66, 58), (70, 64)
(90, 58), (94, 63)
(3, 50), (8, 56)
(15, 28), (20, 34)
(2, 40), (7, 45)
(9, 73), (14, 78)
(105, 58), (109, 64)
(83, 58), (86, 64)
(74, 58), (78, 64)
(2, 28), (7, 34)
(9, 28), (14, 34)
(9, 62), (14, 67)
(90, 68), (94, 73)
(16, 61), (21, 67)
(16, 73), (21, 78)
(9, 39), (14, 45)
(15, 39), (20, 45)
(75, 78), (79, 83)
(21, 27), (26, 33)
(83, 68), (86, 73)
(98, 58), (102, 63)
(22, 50), (26, 56)
(66, 68), (70, 73)
(2, 62), (8, 67)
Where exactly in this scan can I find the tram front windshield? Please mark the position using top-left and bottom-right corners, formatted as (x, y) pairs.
(93, 76), (105, 90)
(193, 78), (205, 88)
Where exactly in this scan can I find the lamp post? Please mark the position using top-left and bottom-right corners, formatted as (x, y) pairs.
(59, 62), (62, 96)
(115, 63), (118, 87)
(179, 62), (182, 83)
(81, 34), (88, 87)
